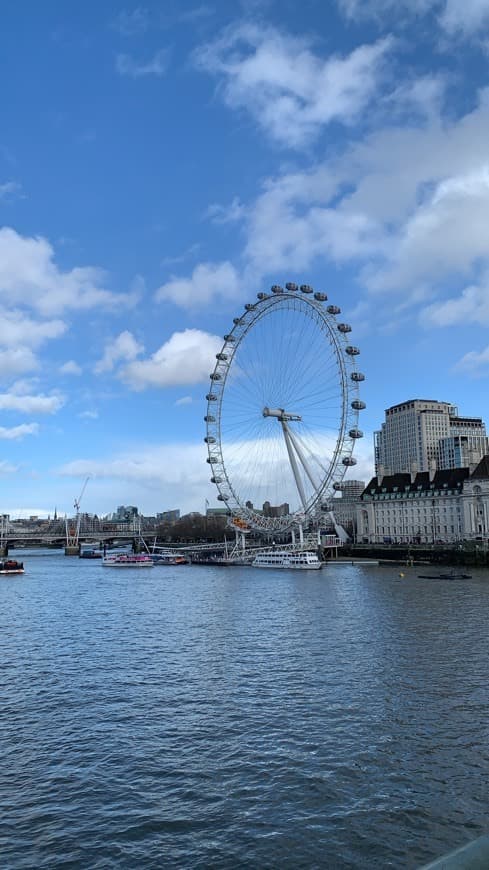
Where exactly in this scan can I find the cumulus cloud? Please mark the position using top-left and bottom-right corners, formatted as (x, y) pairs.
(0, 227), (138, 315)
(60, 360), (82, 375)
(155, 261), (241, 308)
(116, 49), (168, 77)
(338, 0), (489, 35)
(366, 165), (489, 293)
(0, 347), (39, 378)
(195, 23), (393, 147)
(57, 442), (214, 515)
(422, 279), (489, 326)
(0, 308), (66, 348)
(0, 423), (39, 440)
(454, 345), (489, 374)
(121, 328), (223, 390)
(94, 330), (145, 374)
(0, 392), (64, 414)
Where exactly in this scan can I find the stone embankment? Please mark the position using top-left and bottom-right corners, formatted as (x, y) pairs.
(342, 543), (489, 567)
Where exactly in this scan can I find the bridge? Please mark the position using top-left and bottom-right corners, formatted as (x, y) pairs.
(0, 514), (148, 556)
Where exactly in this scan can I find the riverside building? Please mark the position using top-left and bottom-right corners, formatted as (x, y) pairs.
(374, 399), (488, 475)
(356, 456), (489, 544)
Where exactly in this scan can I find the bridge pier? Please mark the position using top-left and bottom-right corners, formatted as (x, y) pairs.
(65, 545), (80, 556)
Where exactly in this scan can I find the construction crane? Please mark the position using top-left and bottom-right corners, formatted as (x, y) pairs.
(65, 477), (90, 550)
(74, 477), (90, 514)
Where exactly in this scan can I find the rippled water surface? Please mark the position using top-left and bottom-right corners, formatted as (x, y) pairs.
(1, 553), (489, 869)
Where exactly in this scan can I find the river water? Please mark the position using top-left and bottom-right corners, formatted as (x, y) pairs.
(1, 552), (489, 869)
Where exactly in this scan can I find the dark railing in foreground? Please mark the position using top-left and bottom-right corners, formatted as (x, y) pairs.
(420, 833), (489, 868)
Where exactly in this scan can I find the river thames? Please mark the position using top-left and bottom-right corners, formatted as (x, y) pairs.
(1, 552), (488, 869)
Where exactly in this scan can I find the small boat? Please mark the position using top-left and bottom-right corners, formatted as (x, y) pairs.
(252, 550), (323, 570)
(418, 572), (472, 580)
(102, 553), (153, 568)
(151, 553), (189, 565)
(79, 548), (103, 559)
(0, 558), (24, 575)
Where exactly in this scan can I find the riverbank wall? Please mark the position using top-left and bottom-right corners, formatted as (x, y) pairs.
(341, 543), (489, 567)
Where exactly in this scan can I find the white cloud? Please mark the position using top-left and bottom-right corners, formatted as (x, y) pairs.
(439, 0), (489, 34)
(454, 345), (489, 374)
(0, 181), (23, 201)
(155, 260), (241, 308)
(116, 49), (168, 77)
(195, 23), (393, 147)
(0, 308), (66, 348)
(94, 330), (144, 374)
(121, 328), (223, 390)
(0, 227), (138, 315)
(78, 410), (99, 419)
(0, 460), (18, 474)
(422, 279), (489, 326)
(57, 442), (214, 514)
(366, 165), (489, 293)
(0, 392), (64, 414)
(175, 396), (193, 405)
(0, 347), (39, 378)
(60, 360), (82, 375)
(112, 7), (149, 35)
(338, 0), (489, 35)
(0, 423), (39, 440)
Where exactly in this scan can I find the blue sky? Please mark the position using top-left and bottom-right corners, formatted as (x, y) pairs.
(2, 0), (489, 518)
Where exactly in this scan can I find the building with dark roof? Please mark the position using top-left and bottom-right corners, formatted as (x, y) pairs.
(356, 457), (489, 543)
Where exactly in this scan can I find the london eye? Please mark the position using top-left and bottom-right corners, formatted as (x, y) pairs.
(204, 283), (365, 532)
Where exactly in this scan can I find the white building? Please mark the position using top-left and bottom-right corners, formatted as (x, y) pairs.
(356, 456), (489, 544)
(374, 399), (488, 474)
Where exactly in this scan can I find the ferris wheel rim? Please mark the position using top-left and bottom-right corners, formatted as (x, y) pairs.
(205, 285), (365, 532)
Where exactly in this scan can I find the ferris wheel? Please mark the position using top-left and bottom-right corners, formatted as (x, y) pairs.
(204, 283), (365, 532)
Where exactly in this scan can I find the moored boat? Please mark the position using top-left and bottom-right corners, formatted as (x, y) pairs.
(0, 558), (24, 575)
(102, 553), (153, 568)
(151, 553), (189, 565)
(252, 550), (322, 570)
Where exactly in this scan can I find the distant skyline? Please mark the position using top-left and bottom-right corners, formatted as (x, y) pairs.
(2, 0), (489, 517)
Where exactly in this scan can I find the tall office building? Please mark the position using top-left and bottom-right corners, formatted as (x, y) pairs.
(374, 399), (489, 474)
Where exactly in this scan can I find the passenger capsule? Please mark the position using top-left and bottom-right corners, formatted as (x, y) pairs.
(216, 352), (228, 361)
(314, 292), (328, 302)
(345, 346), (360, 356)
(285, 282), (298, 291)
(210, 372), (222, 380)
(204, 436), (216, 444)
(204, 415), (216, 423)
(210, 477), (222, 484)
(206, 393), (217, 401)
(351, 372), (365, 382)
(300, 284), (313, 293)
(217, 494), (229, 502)
(257, 292), (268, 300)
(233, 317), (244, 325)
(338, 323), (352, 333)
(206, 456), (218, 464)
(223, 334), (236, 342)
(333, 482), (343, 491)
(327, 305), (341, 315)
(342, 456), (357, 466)
(245, 303), (256, 311)
(349, 428), (363, 439)
(271, 284), (284, 293)
(351, 400), (366, 410)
